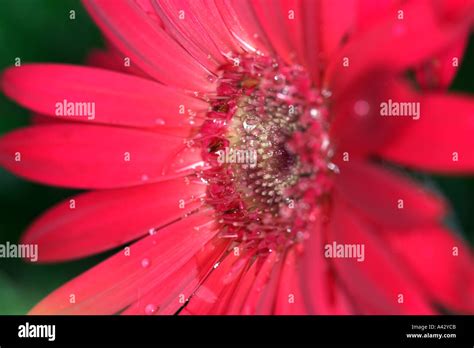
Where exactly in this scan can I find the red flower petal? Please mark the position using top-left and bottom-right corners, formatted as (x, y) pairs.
(2, 64), (207, 134)
(329, 195), (435, 314)
(378, 93), (474, 173)
(0, 124), (203, 189)
(214, 0), (273, 55)
(184, 250), (243, 315)
(251, 0), (303, 65)
(335, 160), (446, 228)
(21, 177), (207, 261)
(382, 226), (474, 313)
(273, 246), (309, 314)
(354, 0), (399, 32)
(82, 0), (214, 91)
(300, 221), (354, 314)
(241, 251), (281, 315)
(207, 252), (253, 314)
(154, 0), (242, 68)
(225, 257), (258, 314)
(86, 48), (148, 78)
(302, 0), (356, 85)
(331, 73), (414, 156)
(29, 212), (218, 314)
(123, 238), (229, 315)
(326, 0), (474, 95)
(415, 38), (468, 90)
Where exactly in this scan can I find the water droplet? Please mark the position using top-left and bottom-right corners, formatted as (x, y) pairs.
(354, 100), (370, 117)
(144, 303), (157, 315)
(321, 136), (330, 151)
(155, 118), (166, 126)
(321, 89), (332, 98)
(197, 286), (217, 303)
(310, 107), (320, 119)
(148, 228), (156, 235)
(327, 162), (340, 173)
(296, 231), (306, 241)
(243, 117), (258, 133)
(141, 258), (151, 268)
(273, 74), (285, 84)
(141, 174), (149, 182)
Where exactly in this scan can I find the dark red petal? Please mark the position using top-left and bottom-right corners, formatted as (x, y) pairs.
(326, 0), (474, 95)
(415, 38), (468, 90)
(86, 48), (149, 78)
(336, 160), (446, 228)
(329, 194), (435, 314)
(382, 226), (474, 313)
(331, 73), (414, 156)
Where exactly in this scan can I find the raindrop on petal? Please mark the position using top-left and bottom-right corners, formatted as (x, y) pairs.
(309, 107), (320, 119)
(321, 89), (332, 98)
(354, 100), (370, 117)
(144, 304), (157, 315)
(141, 258), (150, 268)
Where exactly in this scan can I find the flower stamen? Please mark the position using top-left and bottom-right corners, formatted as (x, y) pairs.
(198, 54), (336, 255)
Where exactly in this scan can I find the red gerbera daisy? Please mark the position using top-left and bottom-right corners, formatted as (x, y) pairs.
(0, 0), (473, 315)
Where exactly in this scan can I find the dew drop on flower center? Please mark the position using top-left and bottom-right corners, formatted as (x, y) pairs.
(196, 54), (338, 256)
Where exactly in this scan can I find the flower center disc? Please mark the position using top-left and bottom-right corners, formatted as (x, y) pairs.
(200, 55), (336, 255)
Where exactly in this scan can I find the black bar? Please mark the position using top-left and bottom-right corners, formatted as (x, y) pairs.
(0, 315), (472, 346)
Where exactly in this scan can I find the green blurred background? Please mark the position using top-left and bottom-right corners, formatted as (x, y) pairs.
(0, 0), (472, 314)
